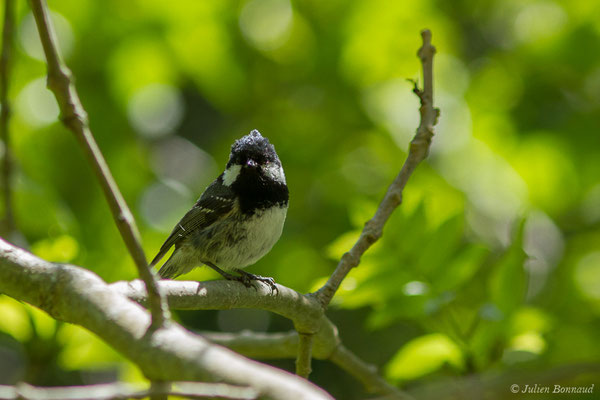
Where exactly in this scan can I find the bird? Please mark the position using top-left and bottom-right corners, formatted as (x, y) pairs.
(150, 130), (288, 292)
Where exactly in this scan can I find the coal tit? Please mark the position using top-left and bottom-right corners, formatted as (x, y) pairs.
(150, 130), (288, 291)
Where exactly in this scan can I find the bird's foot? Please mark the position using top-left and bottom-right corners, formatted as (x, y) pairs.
(203, 262), (278, 294)
(234, 269), (278, 294)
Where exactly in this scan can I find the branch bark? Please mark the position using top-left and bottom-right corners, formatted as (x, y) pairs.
(1, 0), (16, 236)
(113, 280), (411, 399)
(0, 239), (332, 400)
(28, 0), (168, 329)
(0, 382), (258, 400)
(330, 345), (413, 400)
(295, 333), (314, 378)
(204, 331), (412, 400)
(313, 29), (438, 308)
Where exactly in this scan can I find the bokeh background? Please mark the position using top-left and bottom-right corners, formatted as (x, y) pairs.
(1, 0), (600, 398)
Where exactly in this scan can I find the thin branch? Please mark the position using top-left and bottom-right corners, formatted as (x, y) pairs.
(0, 381), (258, 400)
(0, 239), (333, 400)
(296, 333), (314, 378)
(28, 0), (168, 329)
(203, 330), (300, 359)
(0, 0), (16, 236)
(313, 29), (439, 308)
(330, 345), (414, 400)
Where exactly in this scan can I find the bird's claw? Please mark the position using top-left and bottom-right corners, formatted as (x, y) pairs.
(233, 271), (278, 294)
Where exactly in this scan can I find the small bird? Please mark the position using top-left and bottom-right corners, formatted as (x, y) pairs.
(150, 130), (288, 291)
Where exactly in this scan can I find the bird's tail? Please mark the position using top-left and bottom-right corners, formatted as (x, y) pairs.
(156, 249), (197, 279)
(156, 254), (180, 279)
(150, 244), (179, 279)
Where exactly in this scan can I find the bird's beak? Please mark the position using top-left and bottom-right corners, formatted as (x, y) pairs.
(246, 159), (258, 168)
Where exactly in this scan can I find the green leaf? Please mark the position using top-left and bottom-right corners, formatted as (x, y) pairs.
(489, 222), (527, 316)
(433, 244), (489, 292)
(416, 214), (464, 277)
(385, 333), (464, 381)
(58, 324), (124, 369)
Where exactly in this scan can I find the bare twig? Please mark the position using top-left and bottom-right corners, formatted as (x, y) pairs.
(313, 29), (438, 308)
(330, 345), (414, 400)
(0, 239), (333, 400)
(0, 381), (258, 400)
(1, 0), (16, 235)
(28, 0), (168, 329)
(296, 333), (314, 378)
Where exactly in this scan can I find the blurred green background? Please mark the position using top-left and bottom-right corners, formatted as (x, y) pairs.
(1, 0), (600, 398)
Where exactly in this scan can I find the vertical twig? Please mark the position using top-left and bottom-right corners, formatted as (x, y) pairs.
(28, 0), (169, 329)
(1, 0), (16, 236)
(313, 29), (439, 308)
(295, 333), (314, 378)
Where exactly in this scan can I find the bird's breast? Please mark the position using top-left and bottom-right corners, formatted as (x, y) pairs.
(235, 204), (288, 266)
(204, 203), (288, 270)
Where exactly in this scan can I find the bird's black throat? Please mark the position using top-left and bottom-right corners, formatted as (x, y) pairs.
(231, 169), (288, 215)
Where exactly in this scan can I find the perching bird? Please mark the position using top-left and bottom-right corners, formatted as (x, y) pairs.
(150, 130), (288, 291)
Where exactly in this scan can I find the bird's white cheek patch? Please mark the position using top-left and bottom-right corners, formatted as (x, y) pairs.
(223, 164), (241, 186)
(263, 163), (286, 184)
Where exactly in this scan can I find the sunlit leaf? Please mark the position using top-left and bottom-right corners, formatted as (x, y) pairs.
(58, 324), (124, 369)
(31, 234), (79, 263)
(385, 333), (464, 381)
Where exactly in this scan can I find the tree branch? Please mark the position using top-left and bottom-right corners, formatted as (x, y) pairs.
(330, 345), (413, 400)
(0, 0), (16, 236)
(203, 330), (300, 359)
(295, 333), (314, 378)
(0, 382), (258, 400)
(28, 0), (168, 329)
(204, 330), (411, 399)
(0, 239), (333, 400)
(113, 280), (411, 399)
(313, 29), (439, 308)
(111, 279), (338, 357)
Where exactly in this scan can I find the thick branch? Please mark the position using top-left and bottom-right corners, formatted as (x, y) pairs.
(313, 29), (438, 308)
(0, 240), (332, 400)
(0, 382), (258, 400)
(0, 0), (16, 235)
(115, 281), (411, 398)
(111, 280), (325, 337)
(28, 0), (168, 329)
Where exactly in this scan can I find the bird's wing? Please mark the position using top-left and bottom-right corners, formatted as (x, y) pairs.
(150, 177), (235, 267)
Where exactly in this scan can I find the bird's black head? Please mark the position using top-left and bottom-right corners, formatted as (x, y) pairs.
(227, 129), (281, 169)
(222, 130), (288, 213)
